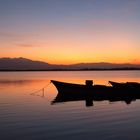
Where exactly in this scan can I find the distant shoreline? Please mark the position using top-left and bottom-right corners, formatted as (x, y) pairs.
(1, 58), (140, 71)
(0, 68), (140, 72)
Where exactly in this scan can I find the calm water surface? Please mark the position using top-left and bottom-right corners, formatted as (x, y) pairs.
(0, 71), (140, 140)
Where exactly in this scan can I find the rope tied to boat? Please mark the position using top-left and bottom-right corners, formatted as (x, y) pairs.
(30, 81), (52, 97)
(108, 81), (112, 86)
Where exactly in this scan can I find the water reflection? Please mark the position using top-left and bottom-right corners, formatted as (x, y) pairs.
(52, 91), (138, 107)
(0, 71), (140, 140)
(0, 79), (45, 85)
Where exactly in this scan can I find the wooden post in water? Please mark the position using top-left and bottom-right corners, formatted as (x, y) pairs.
(85, 80), (93, 87)
(85, 80), (93, 107)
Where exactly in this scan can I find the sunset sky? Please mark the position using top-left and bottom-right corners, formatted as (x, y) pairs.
(0, 0), (140, 64)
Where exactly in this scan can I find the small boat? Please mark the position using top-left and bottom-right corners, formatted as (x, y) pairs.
(109, 81), (128, 88)
(109, 81), (140, 89)
(51, 80), (140, 107)
(51, 80), (112, 95)
(51, 80), (140, 94)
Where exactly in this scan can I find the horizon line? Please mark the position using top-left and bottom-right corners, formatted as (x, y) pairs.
(0, 57), (140, 65)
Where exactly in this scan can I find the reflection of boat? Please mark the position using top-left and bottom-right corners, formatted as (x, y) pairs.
(51, 80), (140, 107)
(52, 92), (136, 107)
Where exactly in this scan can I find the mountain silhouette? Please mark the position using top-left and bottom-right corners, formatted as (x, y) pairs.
(0, 57), (140, 71)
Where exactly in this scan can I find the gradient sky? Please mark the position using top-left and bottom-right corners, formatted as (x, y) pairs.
(0, 0), (140, 64)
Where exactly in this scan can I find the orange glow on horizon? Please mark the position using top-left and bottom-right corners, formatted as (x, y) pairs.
(0, 26), (139, 65)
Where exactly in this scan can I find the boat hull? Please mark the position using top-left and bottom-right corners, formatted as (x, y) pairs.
(51, 80), (112, 96)
(51, 80), (140, 106)
(51, 80), (140, 96)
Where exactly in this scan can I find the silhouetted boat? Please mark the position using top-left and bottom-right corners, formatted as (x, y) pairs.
(51, 80), (140, 96)
(51, 80), (140, 93)
(51, 80), (112, 95)
(109, 81), (140, 89)
(51, 80), (140, 107)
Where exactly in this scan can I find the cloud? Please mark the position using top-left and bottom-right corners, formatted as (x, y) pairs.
(0, 30), (40, 41)
(16, 43), (34, 47)
(0, 31), (14, 37)
(0, 31), (47, 48)
(14, 40), (48, 48)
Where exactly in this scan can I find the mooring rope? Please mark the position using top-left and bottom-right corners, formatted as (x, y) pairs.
(30, 81), (52, 97)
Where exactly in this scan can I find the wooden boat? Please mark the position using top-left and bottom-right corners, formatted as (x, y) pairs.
(109, 81), (140, 89)
(51, 80), (112, 95)
(51, 80), (140, 95)
(51, 80), (140, 107)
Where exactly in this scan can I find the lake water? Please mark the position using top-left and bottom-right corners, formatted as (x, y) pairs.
(0, 71), (140, 140)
